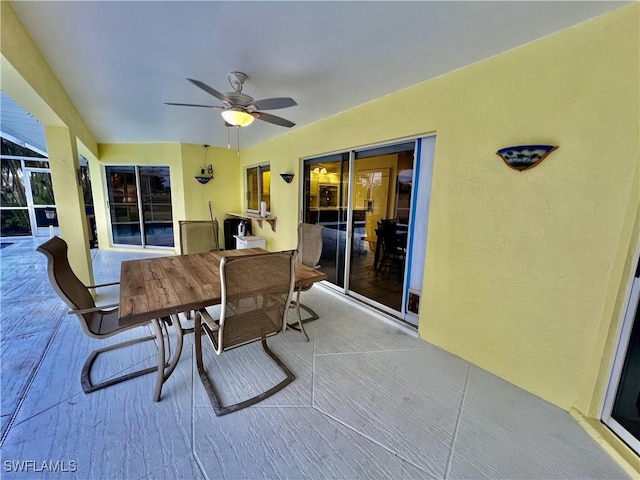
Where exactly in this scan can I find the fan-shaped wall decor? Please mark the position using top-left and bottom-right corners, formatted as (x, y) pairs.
(280, 173), (295, 183)
(496, 145), (558, 171)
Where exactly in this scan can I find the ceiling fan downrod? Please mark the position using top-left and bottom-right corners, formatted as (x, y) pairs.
(228, 72), (248, 93)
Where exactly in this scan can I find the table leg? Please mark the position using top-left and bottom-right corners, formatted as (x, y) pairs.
(151, 315), (185, 402)
(152, 319), (165, 402)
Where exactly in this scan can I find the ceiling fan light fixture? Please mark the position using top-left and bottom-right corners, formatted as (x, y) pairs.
(221, 108), (254, 127)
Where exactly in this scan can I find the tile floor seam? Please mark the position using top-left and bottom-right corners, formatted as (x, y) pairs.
(0, 295), (57, 304)
(312, 323), (316, 407)
(314, 348), (423, 357)
(444, 363), (471, 480)
(7, 352), (160, 431)
(0, 310), (65, 448)
(311, 405), (438, 479)
(190, 342), (210, 480)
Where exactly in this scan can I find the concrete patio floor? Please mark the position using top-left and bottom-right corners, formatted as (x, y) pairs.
(0, 237), (630, 479)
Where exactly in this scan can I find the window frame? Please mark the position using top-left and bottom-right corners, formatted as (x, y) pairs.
(245, 163), (271, 215)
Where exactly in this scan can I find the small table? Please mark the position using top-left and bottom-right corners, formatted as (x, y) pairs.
(119, 248), (326, 401)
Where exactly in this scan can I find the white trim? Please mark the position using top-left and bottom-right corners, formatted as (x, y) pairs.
(601, 240), (640, 456)
(103, 164), (175, 249)
(244, 163), (271, 215)
(299, 132), (435, 162)
(315, 282), (419, 337)
(342, 150), (355, 290)
(1, 131), (48, 157)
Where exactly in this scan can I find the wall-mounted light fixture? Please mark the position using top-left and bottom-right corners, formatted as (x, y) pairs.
(195, 144), (214, 184)
(280, 173), (295, 183)
(496, 145), (558, 171)
(312, 166), (327, 174)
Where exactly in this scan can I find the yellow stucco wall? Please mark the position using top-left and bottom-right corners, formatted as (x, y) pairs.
(179, 143), (243, 249)
(2, 0), (639, 466)
(239, 4), (640, 417)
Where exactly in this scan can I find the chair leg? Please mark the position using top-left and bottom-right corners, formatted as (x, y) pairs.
(289, 289), (309, 341)
(287, 291), (317, 341)
(196, 335), (295, 417)
(81, 334), (158, 394)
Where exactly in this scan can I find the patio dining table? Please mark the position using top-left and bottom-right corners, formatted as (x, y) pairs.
(118, 248), (327, 401)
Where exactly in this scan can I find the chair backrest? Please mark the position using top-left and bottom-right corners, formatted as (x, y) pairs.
(36, 236), (97, 334)
(296, 223), (324, 268)
(377, 219), (402, 253)
(179, 220), (220, 255)
(215, 251), (295, 352)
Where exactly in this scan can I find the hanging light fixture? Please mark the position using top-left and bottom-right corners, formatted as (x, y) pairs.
(221, 108), (255, 127)
(195, 144), (214, 184)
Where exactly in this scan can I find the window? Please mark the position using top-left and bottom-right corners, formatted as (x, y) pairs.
(246, 164), (270, 214)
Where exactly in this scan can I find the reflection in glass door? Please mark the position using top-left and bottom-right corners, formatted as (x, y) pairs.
(302, 153), (349, 287)
(106, 165), (174, 248)
(348, 145), (414, 314)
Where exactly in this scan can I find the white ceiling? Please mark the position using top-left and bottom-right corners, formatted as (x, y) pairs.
(9, 1), (629, 150)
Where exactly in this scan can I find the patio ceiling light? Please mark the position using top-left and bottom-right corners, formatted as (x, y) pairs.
(221, 108), (255, 127)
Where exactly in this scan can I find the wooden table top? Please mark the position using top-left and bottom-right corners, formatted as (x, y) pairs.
(119, 248), (327, 327)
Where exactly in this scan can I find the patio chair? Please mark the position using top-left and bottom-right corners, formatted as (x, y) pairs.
(179, 219), (220, 254)
(194, 250), (296, 416)
(288, 223), (324, 341)
(179, 219), (220, 321)
(375, 220), (406, 281)
(36, 236), (177, 399)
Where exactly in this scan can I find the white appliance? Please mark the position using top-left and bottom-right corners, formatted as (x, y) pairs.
(234, 235), (266, 249)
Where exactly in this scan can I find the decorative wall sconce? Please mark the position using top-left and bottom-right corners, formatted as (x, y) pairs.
(312, 166), (327, 174)
(280, 173), (295, 183)
(195, 144), (214, 184)
(496, 145), (558, 171)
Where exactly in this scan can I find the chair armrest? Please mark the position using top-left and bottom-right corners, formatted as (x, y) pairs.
(198, 308), (220, 331)
(86, 281), (120, 289)
(68, 303), (119, 315)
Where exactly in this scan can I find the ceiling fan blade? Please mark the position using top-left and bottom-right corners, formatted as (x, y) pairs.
(187, 78), (232, 103)
(250, 97), (297, 111)
(252, 112), (295, 128)
(165, 102), (222, 109)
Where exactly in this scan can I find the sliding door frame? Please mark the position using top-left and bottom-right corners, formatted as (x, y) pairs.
(601, 241), (640, 455)
(299, 134), (429, 322)
(104, 164), (175, 250)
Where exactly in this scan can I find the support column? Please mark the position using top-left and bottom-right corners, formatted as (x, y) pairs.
(44, 125), (94, 285)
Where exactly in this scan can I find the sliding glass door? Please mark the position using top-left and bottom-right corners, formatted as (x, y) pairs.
(348, 143), (415, 314)
(302, 153), (350, 287)
(301, 137), (435, 326)
(105, 165), (174, 248)
(603, 255), (640, 455)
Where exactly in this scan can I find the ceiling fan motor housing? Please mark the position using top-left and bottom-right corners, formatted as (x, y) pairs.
(224, 91), (254, 107)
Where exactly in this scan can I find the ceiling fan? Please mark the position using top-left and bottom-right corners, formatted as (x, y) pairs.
(166, 72), (297, 128)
